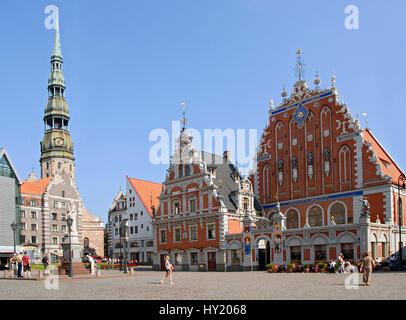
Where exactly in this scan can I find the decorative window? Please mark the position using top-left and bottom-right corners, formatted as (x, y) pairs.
(190, 225), (198, 241)
(52, 224), (58, 232)
(21, 210), (26, 218)
(173, 201), (180, 215)
(207, 223), (216, 240)
(286, 210), (299, 229)
(190, 252), (198, 265)
(308, 206), (322, 227)
(160, 230), (167, 243)
(330, 203), (346, 224)
(189, 198), (196, 213)
(31, 211), (37, 219)
(174, 227), (182, 242)
(30, 199), (36, 207)
(243, 198), (249, 213)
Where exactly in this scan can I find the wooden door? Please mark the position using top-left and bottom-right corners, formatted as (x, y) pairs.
(208, 252), (216, 271)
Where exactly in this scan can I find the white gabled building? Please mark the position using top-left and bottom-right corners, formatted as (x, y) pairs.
(107, 176), (162, 264)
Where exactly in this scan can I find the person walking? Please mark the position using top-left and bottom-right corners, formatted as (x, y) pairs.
(22, 252), (31, 278)
(16, 252), (23, 277)
(336, 253), (344, 273)
(42, 253), (50, 275)
(360, 252), (375, 286)
(160, 256), (174, 285)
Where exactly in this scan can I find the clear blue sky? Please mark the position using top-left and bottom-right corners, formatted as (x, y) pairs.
(0, 0), (405, 224)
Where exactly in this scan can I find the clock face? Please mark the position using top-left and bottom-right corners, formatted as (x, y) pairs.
(55, 138), (64, 146)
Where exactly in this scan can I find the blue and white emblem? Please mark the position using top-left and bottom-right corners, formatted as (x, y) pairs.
(293, 103), (308, 128)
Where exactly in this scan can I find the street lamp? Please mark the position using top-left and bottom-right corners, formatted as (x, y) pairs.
(120, 219), (129, 274)
(66, 216), (73, 277)
(398, 173), (406, 266)
(10, 221), (17, 254)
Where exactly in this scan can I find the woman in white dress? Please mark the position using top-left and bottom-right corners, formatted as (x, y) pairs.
(160, 256), (174, 285)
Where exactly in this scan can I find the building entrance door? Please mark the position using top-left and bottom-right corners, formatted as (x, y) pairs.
(207, 252), (216, 271)
(258, 239), (270, 270)
(160, 254), (166, 271)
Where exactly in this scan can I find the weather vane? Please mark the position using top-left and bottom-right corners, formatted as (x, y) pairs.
(181, 100), (187, 132)
(295, 49), (305, 81)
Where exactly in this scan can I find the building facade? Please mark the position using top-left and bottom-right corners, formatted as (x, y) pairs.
(107, 176), (161, 264)
(0, 148), (22, 267)
(18, 10), (104, 262)
(152, 127), (259, 272)
(232, 57), (406, 269)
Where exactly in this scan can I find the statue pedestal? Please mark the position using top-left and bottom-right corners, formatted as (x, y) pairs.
(58, 261), (90, 275)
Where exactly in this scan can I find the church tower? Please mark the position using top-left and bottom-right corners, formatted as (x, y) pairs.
(40, 9), (75, 181)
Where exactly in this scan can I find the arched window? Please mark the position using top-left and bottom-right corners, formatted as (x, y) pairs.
(262, 164), (271, 203)
(330, 203), (346, 224)
(185, 165), (191, 176)
(286, 210), (299, 229)
(178, 165), (183, 178)
(83, 237), (89, 248)
(339, 145), (351, 190)
(308, 206), (322, 227)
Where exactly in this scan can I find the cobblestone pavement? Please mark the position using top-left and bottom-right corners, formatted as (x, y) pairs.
(1, 268), (405, 300)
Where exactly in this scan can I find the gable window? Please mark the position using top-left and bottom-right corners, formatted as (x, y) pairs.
(174, 201), (180, 215)
(30, 199), (36, 207)
(160, 230), (167, 243)
(190, 198), (196, 213)
(207, 223), (216, 240)
(190, 225), (198, 241)
(174, 227), (181, 242)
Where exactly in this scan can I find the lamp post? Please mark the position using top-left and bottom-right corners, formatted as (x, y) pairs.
(121, 219), (129, 274)
(66, 216), (73, 277)
(398, 173), (406, 266)
(10, 221), (17, 254)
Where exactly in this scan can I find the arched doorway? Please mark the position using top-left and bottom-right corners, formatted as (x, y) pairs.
(258, 239), (270, 270)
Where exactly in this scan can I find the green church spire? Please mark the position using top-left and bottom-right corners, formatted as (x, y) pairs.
(51, 7), (62, 59)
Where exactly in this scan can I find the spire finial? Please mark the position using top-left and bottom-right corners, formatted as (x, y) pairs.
(295, 49), (305, 81)
(268, 96), (274, 110)
(52, 7), (62, 59)
(313, 71), (321, 90)
(331, 69), (336, 88)
(181, 100), (187, 132)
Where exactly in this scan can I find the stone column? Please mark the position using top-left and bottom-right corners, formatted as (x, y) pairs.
(359, 214), (370, 256)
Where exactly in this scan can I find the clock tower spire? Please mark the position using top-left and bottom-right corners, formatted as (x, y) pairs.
(40, 8), (75, 181)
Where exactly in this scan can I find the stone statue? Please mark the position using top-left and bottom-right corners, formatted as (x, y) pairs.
(151, 205), (156, 218)
(307, 152), (314, 166)
(359, 198), (370, 217)
(324, 147), (330, 162)
(277, 159), (284, 170)
(291, 156), (297, 169)
(68, 200), (78, 236)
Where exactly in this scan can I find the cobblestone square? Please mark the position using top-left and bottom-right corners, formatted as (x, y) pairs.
(1, 268), (405, 300)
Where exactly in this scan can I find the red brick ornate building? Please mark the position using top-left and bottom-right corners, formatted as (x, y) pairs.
(152, 129), (259, 271)
(242, 65), (406, 269)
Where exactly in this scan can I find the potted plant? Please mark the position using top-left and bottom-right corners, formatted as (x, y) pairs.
(287, 264), (294, 273)
(303, 264), (310, 273)
(266, 264), (274, 273)
(318, 263), (326, 272)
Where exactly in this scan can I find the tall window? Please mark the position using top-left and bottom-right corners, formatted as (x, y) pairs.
(262, 165), (271, 203)
(160, 230), (166, 243)
(174, 228), (181, 242)
(308, 206), (322, 227)
(52, 213), (57, 220)
(31, 211), (37, 219)
(174, 202), (180, 215)
(31, 236), (37, 243)
(52, 224), (58, 232)
(190, 226), (198, 241)
(207, 224), (216, 240)
(190, 198), (196, 213)
(330, 203), (346, 224)
(30, 199), (36, 207)
(286, 210), (299, 229)
(185, 165), (191, 176)
(178, 164), (183, 178)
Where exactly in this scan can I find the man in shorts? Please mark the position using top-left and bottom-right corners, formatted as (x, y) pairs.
(22, 252), (31, 278)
